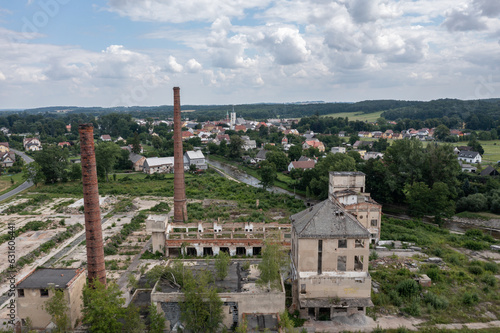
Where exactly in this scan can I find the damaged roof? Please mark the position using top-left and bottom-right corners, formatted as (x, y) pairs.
(291, 199), (370, 239)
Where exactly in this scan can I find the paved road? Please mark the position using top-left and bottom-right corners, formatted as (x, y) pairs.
(0, 149), (34, 202)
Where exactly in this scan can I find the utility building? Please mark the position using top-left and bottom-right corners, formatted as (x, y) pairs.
(290, 175), (373, 320)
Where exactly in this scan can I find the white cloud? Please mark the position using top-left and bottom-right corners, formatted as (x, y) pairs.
(186, 59), (202, 73)
(166, 55), (183, 73)
(253, 26), (311, 65)
(106, 0), (271, 23)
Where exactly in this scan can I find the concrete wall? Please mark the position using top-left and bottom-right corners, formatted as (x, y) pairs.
(17, 272), (85, 329)
(345, 202), (381, 241)
(298, 274), (371, 299)
(329, 173), (365, 194)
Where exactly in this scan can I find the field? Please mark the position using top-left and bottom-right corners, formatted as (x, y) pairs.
(478, 140), (500, 164)
(321, 110), (384, 122)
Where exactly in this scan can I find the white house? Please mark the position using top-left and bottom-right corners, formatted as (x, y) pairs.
(458, 151), (482, 164)
(184, 150), (207, 170)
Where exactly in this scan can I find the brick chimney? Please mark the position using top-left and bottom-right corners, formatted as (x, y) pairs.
(173, 87), (188, 222)
(79, 124), (106, 286)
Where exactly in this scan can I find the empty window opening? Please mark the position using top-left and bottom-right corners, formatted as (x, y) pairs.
(358, 307), (364, 312)
(169, 248), (180, 257)
(338, 239), (347, 248)
(337, 256), (346, 271)
(186, 247), (197, 256)
(318, 308), (331, 321)
(318, 240), (323, 275)
(40, 289), (49, 297)
(333, 307), (347, 313)
(354, 255), (364, 271)
(18, 289), (24, 297)
(253, 247), (262, 255)
(203, 247), (213, 256)
(236, 247), (246, 256)
(220, 247), (229, 254)
(300, 284), (306, 294)
(355, 239), (365, 248)
(371, 219), (378, 227)
(308, 308), (315, 317)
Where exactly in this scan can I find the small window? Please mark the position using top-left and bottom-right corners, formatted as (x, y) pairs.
(18, 289), (24, 297)
(371, 219), (377, 227)
(354, 255), (364, 271)
(337, 256), (346, 271)
(355, 239), (364, 248)
(338, 239), (347, 248)
(300, 284), (306, 294)
(40, 289), (49, 297)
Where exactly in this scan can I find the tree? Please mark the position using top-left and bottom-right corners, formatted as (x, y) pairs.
(218, 140), (229, 157)
(434, 124), (450, 141)
(43, 287), (70, 332)
(69, 163), (81, 181)
(404, 181), (454, 222)
(124, 305), (145, 333)
(214, 251), (230, 281)
(468, 138), (484, 155)
(266, 151), (290, 172)
(22, 162), (45, 187)
(148, 304), (166, 333)
(33, 145), (69, 183)
(180, 269), (224, 333)
(258, 239), (289, 290)
(82, 280), (125, 333)
(131, 132), (141, 154)
(288, 144), (302, 161)
(95, 142), (122, 182)
(228, 135), (243, 159)
(258, 160), (277, 190)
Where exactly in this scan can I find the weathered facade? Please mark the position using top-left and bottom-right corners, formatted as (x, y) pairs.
(329, 172), (381, 242)
(290, 194), (373, 320)
(16, 268), (86, 330)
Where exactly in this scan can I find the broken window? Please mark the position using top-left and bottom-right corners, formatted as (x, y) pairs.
(253, 247), (262, 255)
(318, 240), (323, 275)
(300, 284), (306, 294)
(220, 247), (229, 254)
(354, 255), (364, 271)
(236, 247), (246, 256)
(186, 247), (197, 256)
(355, 239), (364, 248)
(203, 247), (213, 256)
(338, 239), (347, 248)
(371, 219), (378, 227)
(40, 289), (49, 297)
(337, 256), (346, 271)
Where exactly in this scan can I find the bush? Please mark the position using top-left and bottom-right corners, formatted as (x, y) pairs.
(462, 292), (479, 306)
(484, 262), (499, 274)
(388, 290), (402, 307)
(425, 267), (442, 282)
(369, 250), (379, 261)
(456, 194), (488, 212)
(402, 298), (421, 316)
(423, 292), (449, 310)
(468, 265), (483, 275)
(463, 240), (488, 251)
(396, 279), (419, 298)
(482, 274), (497, 287)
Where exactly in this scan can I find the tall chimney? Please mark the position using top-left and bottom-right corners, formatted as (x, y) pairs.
(173, 87), (188, 222)
(79, 124), (106, 286)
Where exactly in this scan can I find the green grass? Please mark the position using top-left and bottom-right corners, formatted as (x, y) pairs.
(0, 172), (25, 196)
(320, 110), (384, 122)
(478, 140), (500, 164)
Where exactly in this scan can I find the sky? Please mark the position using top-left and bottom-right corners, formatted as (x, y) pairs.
(1, 0), (500, 108)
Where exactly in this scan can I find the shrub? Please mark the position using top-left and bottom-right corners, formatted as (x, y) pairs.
(423, 292), (449, 310)
(396, 279), (419, 298)
(463, 240), (487, 251)
(484, 262), (499, 274)
(482, 274), (497, 287)
(425, 267), (442, 282)
(462, 292), (479, 306)
(402, 298), (421, 316)
(369, 250), (379, 261)
(388, 290), (402, 307)
(468, 265), (483, 275)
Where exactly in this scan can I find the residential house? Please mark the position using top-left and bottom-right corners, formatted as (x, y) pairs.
(0, 142), (9, 153)
(460, 162), (477, 173)
(357, 131), (371, 138)
(458, 151), (482, 164)
(338, 131), (346, 137)
(234, 125), (247, 132)
(143, 157), (175, 174)
(450, 129), (463, 137)
(288, 160), (316, 172)
(100, 134), (112, 141)
(363, 152), (383, 160)
(0, 151), (15, 168)
(255, 149), (269, 162)
(16, 268), (86, 330)
(480, 166), (499, 177)
(242, 136), (257, 151)
(290, 195), (372, 320)
(281, 136), (288, 145)
(353, 141), (373, 150)
(331, 147), (346, 154)
(382, 130), (393, 139)
(216, 134), (231, 145)
(58, 142), (71, 148)
(181, 131), (194, 140)
(302, 139), (325, 153)
(23, 138), (41, 151)
(298, 156), (314, 162)
(0, 127), (9, 135)
(184, 150), (207, 170)
(129, 153), (146, 172)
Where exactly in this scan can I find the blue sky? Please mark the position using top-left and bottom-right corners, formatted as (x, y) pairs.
(1, 0), (500, 108)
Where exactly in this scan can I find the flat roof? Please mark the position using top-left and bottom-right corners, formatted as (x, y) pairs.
(17, 268), (83, 289)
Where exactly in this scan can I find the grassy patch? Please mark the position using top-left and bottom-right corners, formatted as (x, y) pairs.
(478, 140), (500, 164)
(320, 110), (384, 122)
